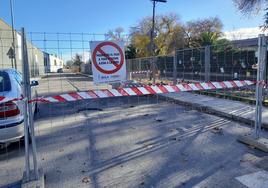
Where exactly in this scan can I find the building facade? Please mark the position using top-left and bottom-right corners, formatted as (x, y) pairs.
(0, 19), (45, 77)
(44, 53), (63, 73)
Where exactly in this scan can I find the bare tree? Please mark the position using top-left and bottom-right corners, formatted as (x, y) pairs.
(106, 27), (126, 41)
(234, 0), (266, 13)
(130, 13), (185, 57)
(184, 17), (223, 47)
(128, 15), (224, 57)
(234, 0), (268, 28)
(72, 54), (83, 66)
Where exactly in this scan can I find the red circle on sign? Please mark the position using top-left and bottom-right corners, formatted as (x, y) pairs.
(92, 42), (124, 74)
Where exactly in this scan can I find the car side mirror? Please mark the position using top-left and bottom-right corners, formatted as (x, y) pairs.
(31, 80), (39, 87)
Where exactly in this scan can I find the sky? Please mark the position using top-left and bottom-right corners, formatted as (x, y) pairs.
(0, 0), (266, 34)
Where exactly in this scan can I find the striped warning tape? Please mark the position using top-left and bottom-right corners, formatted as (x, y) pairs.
(0, 80), (255, 104)
(131, 71), (151, 74)
(29, 80), (254, 103)
(256, 80), (267, 88)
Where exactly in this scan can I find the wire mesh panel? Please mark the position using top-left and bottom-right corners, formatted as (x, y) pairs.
(155, 55), (174, 82)
(209, 44), (257, 82)
(207, 44), (258, 103)
(0, 28), (266, 187)
(127, 55), (174, 85)
(127, 42), (260, 104)
(27, 32), (108, 96)
(176, 47), (205, 82)
(0, 29), (27, 186)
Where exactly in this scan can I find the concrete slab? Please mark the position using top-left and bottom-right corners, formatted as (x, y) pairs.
(159, 92), (268, 129)
(237, 135), (268, 152)
(21, 169), (44, 188)
(236, 170), (268, 188)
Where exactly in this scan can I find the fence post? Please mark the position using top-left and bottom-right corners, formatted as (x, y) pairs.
(21, 27), (39, 180)
(255, 34), (267, 139)
(126, 59), (129, 80)
(139, 58), (141, 72)
(152, 57), (156, 84)
(128, 59), (132, 80)
(21, 27), (30, 181)
(205, 46), (211, 82)
(173, 49), (177, 85)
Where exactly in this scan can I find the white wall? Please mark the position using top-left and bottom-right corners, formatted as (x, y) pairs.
(49, 55), (63, 72)
(0, 19), (45, 77)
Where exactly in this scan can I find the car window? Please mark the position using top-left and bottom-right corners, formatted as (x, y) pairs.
(14, 71), (22, 85)
(0, 71), (11, 92)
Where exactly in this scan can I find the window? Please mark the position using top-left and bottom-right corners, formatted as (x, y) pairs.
(54, 60), (57, 66)
(0, 72), (11, 92)
(14, 71), (22, 86)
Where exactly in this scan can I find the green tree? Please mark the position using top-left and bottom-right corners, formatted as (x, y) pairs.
(213, 39), (233, 53)
(125, 44), (137, 59)
(197, 31), (220, 46)
(131, 34), (151, 57)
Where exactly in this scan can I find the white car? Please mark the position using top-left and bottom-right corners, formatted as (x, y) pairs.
(0, 69), (38, 146)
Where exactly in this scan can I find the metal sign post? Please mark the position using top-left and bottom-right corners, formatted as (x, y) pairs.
(254, 34), (267, 139)
(150, 0), (167, 84)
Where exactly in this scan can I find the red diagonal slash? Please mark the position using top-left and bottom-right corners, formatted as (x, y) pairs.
(97, 48), (119, 67)
(92, 41), (124, 74)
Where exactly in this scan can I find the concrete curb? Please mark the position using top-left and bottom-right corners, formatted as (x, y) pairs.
(158, 94), (268, 130)
(237, 135), (268, 152)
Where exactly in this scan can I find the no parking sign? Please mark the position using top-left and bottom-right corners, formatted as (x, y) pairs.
(90, 41), (126, 84)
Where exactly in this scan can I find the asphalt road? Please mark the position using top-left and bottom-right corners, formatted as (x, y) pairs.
(37, 73), (110, 97)
(0, 73), (267, 188)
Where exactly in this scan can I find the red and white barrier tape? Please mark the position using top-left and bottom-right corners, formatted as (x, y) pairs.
(34, 80), (254, 103)
(256, 80), (267, 88)
(131, 71), (151, 74)
(0, 80), (255, 104)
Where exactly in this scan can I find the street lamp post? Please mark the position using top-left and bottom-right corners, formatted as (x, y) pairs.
(150, 0), (167, 84)
(10, 0), (17, 69)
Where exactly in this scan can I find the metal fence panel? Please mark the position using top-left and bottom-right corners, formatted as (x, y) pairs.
(0, 29), (267, 187)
